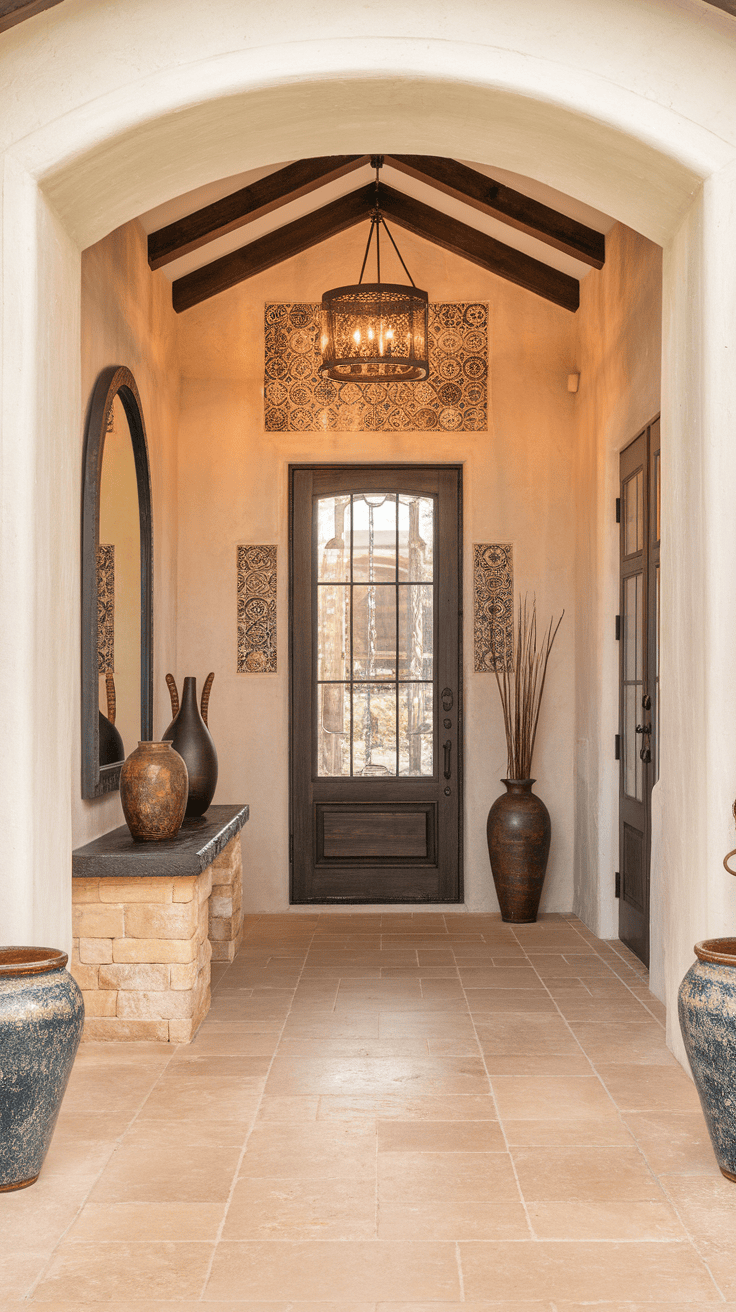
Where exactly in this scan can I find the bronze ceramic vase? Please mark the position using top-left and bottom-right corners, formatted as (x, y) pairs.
(120, 741), (188, 841)
(164, 676), (218, 818)
(487, 779), (551, 923)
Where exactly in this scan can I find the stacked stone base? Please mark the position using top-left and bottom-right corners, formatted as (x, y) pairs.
(71, 834), (244, 1042)
(209, 835), (245, 962)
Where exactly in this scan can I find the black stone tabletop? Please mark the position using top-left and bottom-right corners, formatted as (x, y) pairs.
(72, 804), (249, 879)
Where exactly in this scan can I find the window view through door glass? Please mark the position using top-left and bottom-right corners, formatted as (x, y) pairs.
(317, 493), (434, 777)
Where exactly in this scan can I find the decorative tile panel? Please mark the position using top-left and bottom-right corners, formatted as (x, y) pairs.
(473, 544), (513, 672)
(237, 545), (277, 673)
(264, 302), (487, 432)
(97, 544), (115, 674)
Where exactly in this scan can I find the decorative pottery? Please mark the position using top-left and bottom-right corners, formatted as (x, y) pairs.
(98, 709), (124, 767)
(679, 937), (736, 1182)
(163, 676), (218, 818)
(120, 741), (188, 841)
(486, 778), (551, 923)
(0, 947), (84, 1191)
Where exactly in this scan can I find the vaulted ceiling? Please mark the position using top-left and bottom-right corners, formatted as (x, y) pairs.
(140, 155), (616, 315)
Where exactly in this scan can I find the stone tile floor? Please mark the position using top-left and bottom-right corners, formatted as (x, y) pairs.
(3, 911), (736, 1309)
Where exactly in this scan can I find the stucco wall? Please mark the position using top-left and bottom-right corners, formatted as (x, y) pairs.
(572, 224), (662, 961)
(174, 226), (577, 912)
(75, 221), (179, 848)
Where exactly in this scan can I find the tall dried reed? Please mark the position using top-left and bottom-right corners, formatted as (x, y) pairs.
(493, 596), (564, 780)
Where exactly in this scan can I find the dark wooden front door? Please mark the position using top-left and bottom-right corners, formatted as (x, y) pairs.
(618, 419), (660, 965)
(290, 465), (462, 903)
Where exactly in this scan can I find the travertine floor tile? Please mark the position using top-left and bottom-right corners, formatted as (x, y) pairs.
(527, 1198), (686, 1239)
(378, 1150), (520, 1202)
(31, 1240), (214, 1301)
(86, 1141), (242, 1203)
(459, 1240), (718, 1302)
(624, 1110), (721, 1175)
(204, 1240), (461, 1301)
(598, 1063), (702, 1111)
(377, 1199), (530, 1240)
(377, 1120), (504, 1152)
(239, 1122), (376, 1178)
(223, 1175), (376, 1239)
(65, 1200), (225, 1240)
(491, 1075), (617, 1121)
(512, 1145), (663, 1201)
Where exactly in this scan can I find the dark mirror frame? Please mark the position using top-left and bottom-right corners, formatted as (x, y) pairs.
(81, 365), (153, 799)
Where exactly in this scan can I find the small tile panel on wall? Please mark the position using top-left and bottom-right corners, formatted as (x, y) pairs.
(237, 545), (277, 673)
(97, 543), (115, 674)
(473, 544), (514, 673)
(264, 302), (487, 432)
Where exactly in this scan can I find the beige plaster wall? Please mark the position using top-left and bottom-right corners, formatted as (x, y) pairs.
(175, 227), (577, 912)
(75, 221), (180, 847)
(572, 224), (663, 956)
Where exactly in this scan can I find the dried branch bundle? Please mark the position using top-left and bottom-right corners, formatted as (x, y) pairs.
(493, 596), (564, 780)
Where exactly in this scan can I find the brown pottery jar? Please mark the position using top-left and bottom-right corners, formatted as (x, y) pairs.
(120, 741), (188, 841)
(486, 778), (551, 923)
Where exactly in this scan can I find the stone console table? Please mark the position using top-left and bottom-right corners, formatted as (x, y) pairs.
(71, 804), (248, 1043)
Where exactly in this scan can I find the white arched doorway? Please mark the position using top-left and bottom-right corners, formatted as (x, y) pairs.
(2, 0), (736, 1062)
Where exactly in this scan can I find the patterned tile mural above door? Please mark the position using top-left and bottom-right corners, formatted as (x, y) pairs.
(264, 302), (488, 433)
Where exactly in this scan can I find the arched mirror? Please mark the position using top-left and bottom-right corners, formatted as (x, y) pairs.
(81, 366), (153, 798)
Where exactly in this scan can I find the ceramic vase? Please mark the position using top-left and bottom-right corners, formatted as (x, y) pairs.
(486, 778), (551, 923)
(0, 947), (84, 1191)
(679, 937), (736, 1182)
(120, 741), (188, 841)
(164, 676), (218, 818)
(98, 710), (124, 766)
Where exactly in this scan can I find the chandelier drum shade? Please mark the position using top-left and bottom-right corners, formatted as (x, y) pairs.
(320, 157), (429, 383)
(320, 283), (429, 382)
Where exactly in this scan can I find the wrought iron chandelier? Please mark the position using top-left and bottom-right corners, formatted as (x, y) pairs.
(319, 157), (429, 383)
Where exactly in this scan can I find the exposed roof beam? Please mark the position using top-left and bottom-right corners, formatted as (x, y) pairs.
(149, 156), (368, 270)
(173, 184), (375, 312)
(0, 0), (65, 32)
(387, 155), (605, 270)
(702, 0), (736, 13)
(174, 180), (579, 314)
(379, 184), (579, 313)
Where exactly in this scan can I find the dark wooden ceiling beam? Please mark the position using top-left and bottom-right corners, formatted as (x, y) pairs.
(0, 0), (65, 33)
(173, 184), (375, 312)
(378, 184), (579, 312)
(386, 155), (605, 270)
(149, 155), (369, 270)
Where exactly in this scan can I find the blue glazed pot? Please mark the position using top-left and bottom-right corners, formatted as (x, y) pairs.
(678, 938), (736, 1183)
(0, 947), (84, 1192)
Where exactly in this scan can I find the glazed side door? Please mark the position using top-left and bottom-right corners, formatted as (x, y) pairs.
(618, 419), (660, 966)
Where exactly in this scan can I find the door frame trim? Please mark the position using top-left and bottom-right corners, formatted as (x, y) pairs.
(288, 462), (464, 904)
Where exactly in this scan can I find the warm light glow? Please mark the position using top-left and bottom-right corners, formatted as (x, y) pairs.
(353, 329), (361, 345)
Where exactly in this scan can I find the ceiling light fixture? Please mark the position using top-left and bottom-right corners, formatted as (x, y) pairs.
(319, 156), (429, 383)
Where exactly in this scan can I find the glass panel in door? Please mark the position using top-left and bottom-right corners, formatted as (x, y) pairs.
(317, 492), (434, 779)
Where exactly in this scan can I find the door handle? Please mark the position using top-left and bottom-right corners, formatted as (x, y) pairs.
(640, 746), (652, 763)
(443, 740), (452, 779)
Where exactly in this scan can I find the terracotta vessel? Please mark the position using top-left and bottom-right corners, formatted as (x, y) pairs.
(0, 948), (84, 1191)
(486, 778), (551, 922)
(679, 938), (736, 1182)
(120, 741), (188, 841)
(163, 676), (218, 818)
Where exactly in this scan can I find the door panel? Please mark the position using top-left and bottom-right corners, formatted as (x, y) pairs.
(290, 465), (462, 904)
(618, 419), (660, 965)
